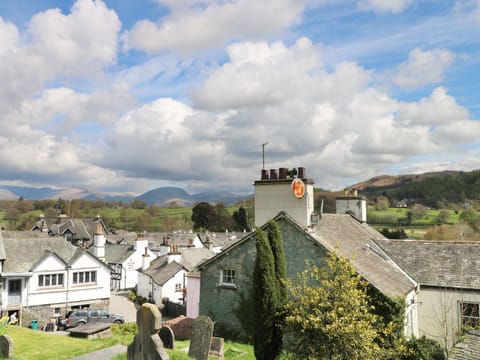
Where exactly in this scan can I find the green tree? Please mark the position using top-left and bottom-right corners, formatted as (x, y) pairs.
(437, 209), (450, 224)
(253, 227), (277, 360)
(214, 202), (233, 231)
(376, 196), (390, 211)
(284, 252), (391, 360)
(232, 206), (251, 231)
(191, 202), (216, 231)
(267, 221), (287, 357)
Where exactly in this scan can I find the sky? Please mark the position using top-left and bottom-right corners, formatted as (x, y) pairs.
(0, 0), (480, 196)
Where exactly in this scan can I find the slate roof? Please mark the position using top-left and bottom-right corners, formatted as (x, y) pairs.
(100, 244), (135, 264)
(310, 213), (416, 298)
(199, 212), (416, 298)
(139, 260), (186, 286)
(1, 232), (79, 273)
(374, 239), (480, 290)
(180, 247), (216, 270)
(32, 216), (109, 247)
(449, 330), (480, 360)
(201, 231), (247, 250)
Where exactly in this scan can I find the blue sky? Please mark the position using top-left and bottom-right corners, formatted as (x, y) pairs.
(0, 0), (479, 196)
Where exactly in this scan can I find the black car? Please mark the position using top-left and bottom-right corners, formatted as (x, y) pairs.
(62, 309), (124, 328)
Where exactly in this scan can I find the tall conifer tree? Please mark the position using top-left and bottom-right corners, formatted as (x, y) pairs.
(267, 221), (287, 358)
(253, 227), (276, 360)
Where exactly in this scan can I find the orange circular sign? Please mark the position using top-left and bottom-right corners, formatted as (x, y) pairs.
(291, 178), (305, 198)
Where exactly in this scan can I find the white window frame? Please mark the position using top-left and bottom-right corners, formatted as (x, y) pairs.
(218, 268), (236, 289)
(38, 273), (64, 288)
(72, 271), (97, 285)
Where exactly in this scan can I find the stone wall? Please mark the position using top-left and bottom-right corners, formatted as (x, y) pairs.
(199, 217), (328, 340)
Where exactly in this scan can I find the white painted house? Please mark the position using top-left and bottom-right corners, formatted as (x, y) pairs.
(89, 230), (157, 290)
(0, 230), (111, 328)
(137, 257), (188, 306)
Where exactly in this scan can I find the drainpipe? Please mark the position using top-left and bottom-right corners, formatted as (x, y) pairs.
(65, 264), (71, 316)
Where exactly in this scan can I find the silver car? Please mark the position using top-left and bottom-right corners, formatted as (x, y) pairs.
(63, 309), (124, 328)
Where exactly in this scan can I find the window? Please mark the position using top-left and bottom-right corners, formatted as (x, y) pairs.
(175, 283), (182, 292)
(222, 269), (235, 284)
(461, 302), (480, 327)
(72, 271), (97, 285)
(38, 273), (64, 288)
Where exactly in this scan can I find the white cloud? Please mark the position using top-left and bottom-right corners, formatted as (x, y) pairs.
(28, 0), (121, 76)
(122, 0), (306, 53)
(357, 0), (412, 14)
(0, 17), (20, 54)
(398, 87), (470, 126)
(393, 48), (455, 89)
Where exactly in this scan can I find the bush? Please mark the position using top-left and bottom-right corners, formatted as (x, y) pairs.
(111, 322), (138, 336)
(402, 336), (445, 360)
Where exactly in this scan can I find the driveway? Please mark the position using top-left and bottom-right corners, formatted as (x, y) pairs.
(109, 290), (138, 323)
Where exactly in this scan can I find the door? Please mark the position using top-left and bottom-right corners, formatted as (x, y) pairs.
(8, 279), (22, 305)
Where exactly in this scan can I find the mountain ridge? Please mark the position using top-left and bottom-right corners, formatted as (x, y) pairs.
(0, 185), (250, 206)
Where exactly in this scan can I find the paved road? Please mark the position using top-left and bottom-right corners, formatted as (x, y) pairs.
(109, 290), (138, 323)
(69, 344), (127, 360)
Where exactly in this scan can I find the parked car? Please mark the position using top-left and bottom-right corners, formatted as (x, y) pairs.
(62, 309), (124, 328)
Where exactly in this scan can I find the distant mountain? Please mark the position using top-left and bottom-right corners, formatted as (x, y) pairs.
(0, 184), (249, 206)
(349, 170), (479, 207)
(135, 187), (193, 206)
(0, 186), (59, 200)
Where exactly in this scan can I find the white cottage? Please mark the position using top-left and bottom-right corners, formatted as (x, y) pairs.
(0, 230), (111, 328)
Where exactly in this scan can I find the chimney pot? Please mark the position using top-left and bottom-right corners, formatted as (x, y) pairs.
(261, 169), (269, 180)
(270, 169), (278, 180)
(298, 167), (305, 178)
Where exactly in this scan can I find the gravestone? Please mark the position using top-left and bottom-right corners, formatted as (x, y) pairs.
(209, 337), (224, 359)
(127, 303), (169, 360)
(188, 315), (214, 360)
(159, 326), (175, 349)
(0, 334), (13, 358)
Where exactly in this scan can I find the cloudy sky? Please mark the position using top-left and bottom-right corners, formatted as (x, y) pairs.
(0, 0), (479, 195)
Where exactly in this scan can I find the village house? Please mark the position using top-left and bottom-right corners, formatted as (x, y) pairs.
(31, 214), (109, 248)
(88, 231), (158, 291)
(0, 229), (111, 328)
(137, 246), (215, 316)
(376, 239), (480, 353)
(197, 167), (419, 340)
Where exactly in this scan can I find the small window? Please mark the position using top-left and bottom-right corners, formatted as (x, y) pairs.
(222, 269), (236, 284)
(461, 302), (480, 327)
(175, 283), (182, 292)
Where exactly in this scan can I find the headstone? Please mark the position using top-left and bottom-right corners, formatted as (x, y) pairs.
(209, 337), (224, 359)
(127, 303), (169, 360)
(188, 315), (214, 360)
(159, 326), (175, 349)
(0, 334), (13, 358)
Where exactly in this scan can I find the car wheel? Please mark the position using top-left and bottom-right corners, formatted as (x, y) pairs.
(113, 320), (122, 325)
(77, 321), (86, 327)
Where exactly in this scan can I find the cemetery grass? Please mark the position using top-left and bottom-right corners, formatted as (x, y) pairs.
(3, 325), (134, 360)
(2, 327), (255, 360)
(109, 340), (256, 360)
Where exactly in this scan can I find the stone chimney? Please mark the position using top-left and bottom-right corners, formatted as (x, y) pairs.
(93, 222), (106, 261)
(141, 246), (151, 270)
(336, 189), (367, 223)
(254, 166), (315, 229)
(254, 167), (314, 228)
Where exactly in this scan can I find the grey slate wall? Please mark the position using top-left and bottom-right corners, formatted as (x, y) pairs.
(199, 218), (328, 340)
